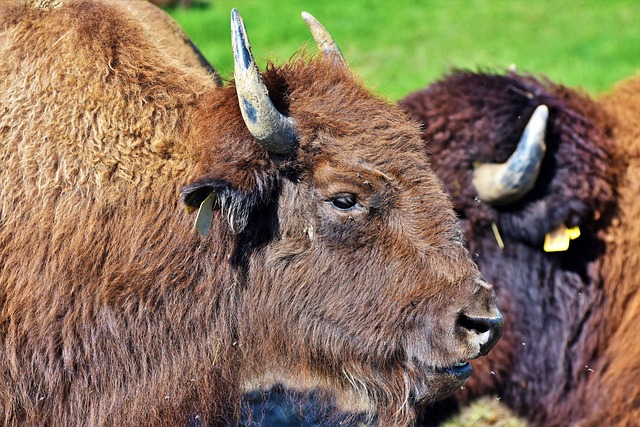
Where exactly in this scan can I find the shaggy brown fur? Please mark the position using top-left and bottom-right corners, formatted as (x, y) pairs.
(400, 71), (640, 426)
(0, 1), (502, 426)
(132, 0), (219, 80)
(586, 76), (640, 426)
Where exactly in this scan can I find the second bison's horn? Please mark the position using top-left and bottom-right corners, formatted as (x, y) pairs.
(472, 105), (549, 205)
(301, 11), (346, 66)
(231, 8), (298, 155)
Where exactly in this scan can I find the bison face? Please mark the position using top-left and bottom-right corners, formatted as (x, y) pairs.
(181, 11), (503, 425)
(237, 107), (503, 421)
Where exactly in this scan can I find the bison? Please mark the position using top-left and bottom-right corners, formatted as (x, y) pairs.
(399, 71), (640, 426)
(134, 0), (219, 79)
(0, 1), (503, 426)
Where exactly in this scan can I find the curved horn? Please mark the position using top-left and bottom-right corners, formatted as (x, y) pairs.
(231, 8), (298, 155)
(472, 105), (549, 205)
(301, 11), (346, 66)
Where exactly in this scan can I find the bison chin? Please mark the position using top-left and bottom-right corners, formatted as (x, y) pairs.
(399, 310), (503, 407)
(403, 362), (471, 408)
(329, 333), (497, 425)
(329, 362), (474, 425)
(399, 352), (476, 411)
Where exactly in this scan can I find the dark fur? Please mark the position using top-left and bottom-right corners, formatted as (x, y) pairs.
(400, 71), (640, 426)
(0, 1), (500, 426)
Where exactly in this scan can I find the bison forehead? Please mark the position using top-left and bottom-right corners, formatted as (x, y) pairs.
(261, 59), (423, 143)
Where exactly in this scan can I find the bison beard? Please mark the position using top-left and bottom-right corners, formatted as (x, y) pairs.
(0, 1), (502, 426)
(400, 71), (640, 426)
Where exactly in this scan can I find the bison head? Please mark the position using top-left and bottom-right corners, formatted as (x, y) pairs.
(401, 71), (617, 251)
(181, 11), (502, 425)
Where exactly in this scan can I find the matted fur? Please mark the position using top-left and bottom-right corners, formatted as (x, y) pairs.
(0, 1), (501, 426)
(400, 71), (640, 426)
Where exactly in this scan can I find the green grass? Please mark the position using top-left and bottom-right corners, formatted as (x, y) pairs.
(440, 397), (527, 427)
(168, 0), (639, 100)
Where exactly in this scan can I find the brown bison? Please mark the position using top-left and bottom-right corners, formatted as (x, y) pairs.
(135, 0), (219, 79)
(0, 1), (502, 426)
(400, 71), (640, 426)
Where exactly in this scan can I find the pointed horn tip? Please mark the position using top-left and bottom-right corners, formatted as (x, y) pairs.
(533, 104), (549, 120)
(230, 8), (254, 72)
(230, 8), (244, 36)
(526, 104), (549, 133)
(301, 11), (319, 26)
(300, 11), (346, 67)
(301, 11), (326, 32)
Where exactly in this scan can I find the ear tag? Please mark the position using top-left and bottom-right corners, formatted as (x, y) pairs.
(194, 193), (215, 237)
(567, 226), (581, 240)
(544, 224), (581, 252)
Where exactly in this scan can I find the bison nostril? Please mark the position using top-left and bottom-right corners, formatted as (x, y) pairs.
(459, 314), (491, 334)
(458, 312), (504, 355)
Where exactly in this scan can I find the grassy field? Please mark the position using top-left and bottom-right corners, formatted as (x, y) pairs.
(168, 0), (639, 100)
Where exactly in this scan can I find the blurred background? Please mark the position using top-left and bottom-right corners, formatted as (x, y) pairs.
(165, 0), (639, 101)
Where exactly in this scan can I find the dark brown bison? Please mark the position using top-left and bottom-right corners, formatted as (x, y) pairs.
(0, 1), (502, 426)
(400, 71), (640, 426)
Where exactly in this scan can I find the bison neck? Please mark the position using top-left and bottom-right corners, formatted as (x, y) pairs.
(0, 167), (247, 424)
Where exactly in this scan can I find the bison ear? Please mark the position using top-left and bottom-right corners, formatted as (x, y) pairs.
(181, 178), (264, 235)
(181, 180), (221, 212)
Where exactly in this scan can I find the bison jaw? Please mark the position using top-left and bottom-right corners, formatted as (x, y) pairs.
(240, 369), (377, 415)
(403, 359), (473, 406)
(238, 357), (474, 420)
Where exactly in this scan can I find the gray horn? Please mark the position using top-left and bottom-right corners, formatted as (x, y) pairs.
(301, 11), (346, 66)
(472, 105), (549, 205)
(231, 8), (298, 155)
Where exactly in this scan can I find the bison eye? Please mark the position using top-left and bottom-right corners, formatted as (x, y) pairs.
(328, 194), (359, 211)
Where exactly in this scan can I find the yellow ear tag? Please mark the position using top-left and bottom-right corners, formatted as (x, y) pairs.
(194, 193), (215, 237)
(544, 224), (581, 252)
(567, 226), (581, 240)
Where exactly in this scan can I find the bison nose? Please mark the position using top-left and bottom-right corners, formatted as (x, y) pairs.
(457, 310), (504, 356)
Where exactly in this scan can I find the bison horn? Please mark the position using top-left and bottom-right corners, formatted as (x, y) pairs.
(231, 9), (298, 155)
(301, 12), (346, 66)
(472, 105), (549, 205)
